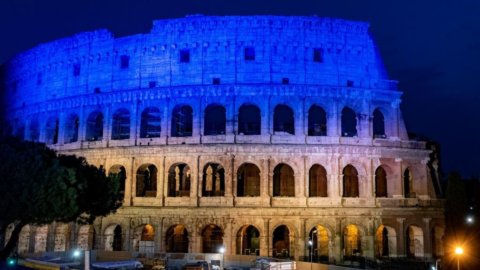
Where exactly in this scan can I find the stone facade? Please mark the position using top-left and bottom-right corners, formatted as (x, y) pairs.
(1, 16), (444, 262)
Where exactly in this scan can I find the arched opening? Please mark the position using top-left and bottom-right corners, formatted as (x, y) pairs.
(273, 225), (292, 258)
(171, 105), (193, 137)
(236, 225), (260, 255)
(104, 225), (122, 251)
(17, 225), (31, 254)
(343, 165), (359, 197)
(375, 225), (397, 258)
(237, 163), (260, 197)
(202, 163), (225, 197)
(64, 113), (79, 143)
(308, 105), (327, 136)
(45, 117), (59, 145)
(168, 163), (191, 197)
(109, 165), (126, 199)
(309, 164), (328, 197)
(111, 108), (130, 140)
(341, 107), (357, 137)
(202, 225), (223, 253)
(373, 109), (385, 138)
(343, 224), (361, 257)
(34, 225), (48, 253)
(77, 225), (95, 251)
(29, 119), (40, 142)
(375, 167), (387, 197)
(140, 107), (161, 138)
(204, 104), (226, 135)
(133, 224), (155, 252)
(274, 105), (295, 135)
(238, 104), (261, 135)
(166, 225), (189, 253)
(136, 164), (157, 197)
(406, 225), (424, 258)
(431, 226), (444, 258)
(273, 164), (295, 197)
(86, 111), (104, 141)
(404, 168), (414, 198)
(308, 226), (329, 262)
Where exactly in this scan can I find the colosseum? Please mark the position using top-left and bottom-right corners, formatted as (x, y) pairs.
(1, 15), (444, 266)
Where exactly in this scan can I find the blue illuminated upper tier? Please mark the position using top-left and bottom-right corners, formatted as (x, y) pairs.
(4, 15), (395, 110)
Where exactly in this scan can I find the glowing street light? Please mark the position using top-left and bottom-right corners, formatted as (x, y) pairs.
(455, 246), (464, 270)
(73, 249), (81, 258)
(466, 215), (474, 225)
(219, 246), (225, 270)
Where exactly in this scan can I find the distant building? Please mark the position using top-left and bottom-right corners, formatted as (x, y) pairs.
(1, 15), (444, 263)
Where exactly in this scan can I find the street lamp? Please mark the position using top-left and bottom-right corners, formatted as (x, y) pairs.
(219, 245), (225, 270)
(455, 246), (463, 270)
(466, 215), (474, 225)
(309, 229), (317, 270)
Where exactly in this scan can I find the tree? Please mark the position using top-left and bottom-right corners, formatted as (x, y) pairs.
(0, 136), (122, 260)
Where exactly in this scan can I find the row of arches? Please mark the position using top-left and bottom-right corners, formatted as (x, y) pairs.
(110, 162), (416, 199)
(23, 104), (388, 143)
(10, 222), (443, 259)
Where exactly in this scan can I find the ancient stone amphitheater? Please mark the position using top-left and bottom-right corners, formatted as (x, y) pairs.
(1, 15), (444, 263)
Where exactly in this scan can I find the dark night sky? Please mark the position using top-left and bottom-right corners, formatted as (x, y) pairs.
(1, 0), (479, 177)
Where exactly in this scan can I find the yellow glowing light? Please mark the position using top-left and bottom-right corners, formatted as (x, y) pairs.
(455, 247), (464, 255)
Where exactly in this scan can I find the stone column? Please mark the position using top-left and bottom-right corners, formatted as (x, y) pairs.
(334, 218), (342, 262)
(156, 218), (164, 253)
(327, 103), (339, 137)
(396, 218), (405, 257)
(423, 218), (432, 258)
(104, 105), (111, 143)
(58, 111), (66, 145)
(263, 218), (270, 257)
(130, 101), (138, 145)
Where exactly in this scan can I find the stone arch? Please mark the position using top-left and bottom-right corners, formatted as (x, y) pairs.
(236, 225), (260, 255)
(111, 108), (130, 140)
(201, 224), (224, 253)
(308, 225), (330, 261)
(375, 166), (387, 198)
(273, 163), (295, 197)
(308, 105), (327, 136)
(238, 104), (261, 135)
(168, 163), (191, 197)
(86, 110), (104, 141)
(77, 225), (95, 250)
(166, 224), (189, 253)
(343, 165), (359, 197)
(171, 105), (193, 137)
(204, 104), (226, 135)
(343, 224), (361, 256)
(17, 225), (31, 254)
(237, 163), (260, 197)
(64, 113), (79, 143)
(104, 224), (122, 251)
(29, 118), (40, 142)
(45, 116), (59, 145)
(202, 163), (225, 197)
(406, 225), (424, 257)
(132, 224), (155, 252)
(274, 104), (295, 135)
(375, 225), (397, 258)
(404, 168), (414, 198)
(4, 223), (15, 247)
(341, 107), (357, 137)
(53, 224), (70, 252)
(309, 164), (328, 197)
(372, 108), (386, 138)
(140, 106), (161, 138)
(272, 225), (294, 258)
(136, 164), (158, 197)
(109, 165), (126, 199)
(34, 225), (48, 253)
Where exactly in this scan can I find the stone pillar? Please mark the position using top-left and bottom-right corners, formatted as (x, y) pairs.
(358, 112), (370, 138)
(364, 222), (375, 259)
(124, 219), (131, 251)
(334, 219), (342, 262)
(327, 103), (339, 137)
(396, 218), (405, 257)
(47, 223), (56, 252)
(58, 111), (66, 145)
(263, 218), (270, 257)
(423, 218), (432, 258)
(104, 105), (111, 143)
(130, 101), (138, 144)
(156, 218), (163, 253)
